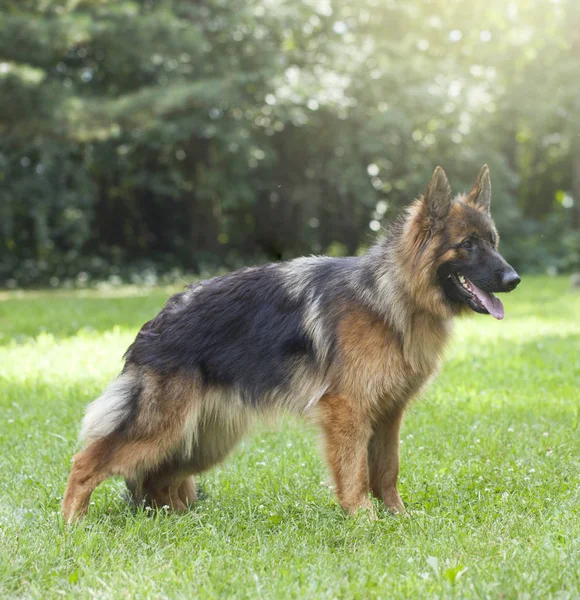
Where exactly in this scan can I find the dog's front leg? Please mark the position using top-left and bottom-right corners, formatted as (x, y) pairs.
(318, 394), (375, 517)
(367, 406), (406, 514)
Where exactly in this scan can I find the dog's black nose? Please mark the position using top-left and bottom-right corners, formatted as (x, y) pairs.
(502, 270), (521, 291)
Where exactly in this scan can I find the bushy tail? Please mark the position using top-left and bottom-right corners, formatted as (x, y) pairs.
(80, 371), (139, 444)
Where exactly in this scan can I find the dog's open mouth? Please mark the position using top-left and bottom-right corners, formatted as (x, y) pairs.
(450, 273), (504, 320)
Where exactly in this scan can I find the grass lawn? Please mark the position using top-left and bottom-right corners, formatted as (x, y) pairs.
(0, 276), (579, 599)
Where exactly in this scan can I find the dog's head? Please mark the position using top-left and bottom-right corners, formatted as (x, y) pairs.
(405, 165), (520, 319)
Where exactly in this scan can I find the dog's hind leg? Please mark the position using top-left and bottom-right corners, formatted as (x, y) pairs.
(62, 436), (116, 523)
(126, 469), (197, 511)
(141, 475), (188, 511)
(123, 405), (250, 516)
(139, 409), (249, 510)
(178, 475), (197, 506)
(137, 468), (197, 511)
(135, 405), (251, 512)
(62, 428), (189, 523)
(63, 371), (197, 523)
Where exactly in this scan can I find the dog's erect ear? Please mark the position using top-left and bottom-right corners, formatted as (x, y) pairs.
(425, 166), (452, 222)
(468, 164), (491, 213)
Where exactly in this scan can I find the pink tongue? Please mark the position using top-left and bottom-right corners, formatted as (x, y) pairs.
(469, 281), (504, 320)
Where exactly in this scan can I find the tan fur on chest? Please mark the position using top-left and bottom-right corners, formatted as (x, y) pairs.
(331, 307), (451, 412)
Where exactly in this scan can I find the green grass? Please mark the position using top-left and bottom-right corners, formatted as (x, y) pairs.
(0, 276), (579, 599)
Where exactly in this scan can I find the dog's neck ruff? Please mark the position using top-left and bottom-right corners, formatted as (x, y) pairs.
(355, 225), (454, 372)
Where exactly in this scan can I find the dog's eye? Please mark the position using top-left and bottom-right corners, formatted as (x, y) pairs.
(461, 239), (473, 249)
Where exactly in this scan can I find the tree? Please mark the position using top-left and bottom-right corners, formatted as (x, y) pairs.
(1, 0), (578, 285)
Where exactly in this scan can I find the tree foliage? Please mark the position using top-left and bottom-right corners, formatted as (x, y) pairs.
(1, 0), (579, 285)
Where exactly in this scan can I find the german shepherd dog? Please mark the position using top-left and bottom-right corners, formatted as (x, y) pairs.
(63, 165), (520, 522)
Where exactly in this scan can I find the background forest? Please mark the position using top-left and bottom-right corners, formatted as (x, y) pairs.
(1, 0), (579, 286)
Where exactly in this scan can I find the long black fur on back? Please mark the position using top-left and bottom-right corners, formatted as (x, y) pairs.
(124, 262), (356, 403)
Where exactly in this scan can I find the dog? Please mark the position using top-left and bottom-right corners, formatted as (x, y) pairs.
(63, 165), (520, 522)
